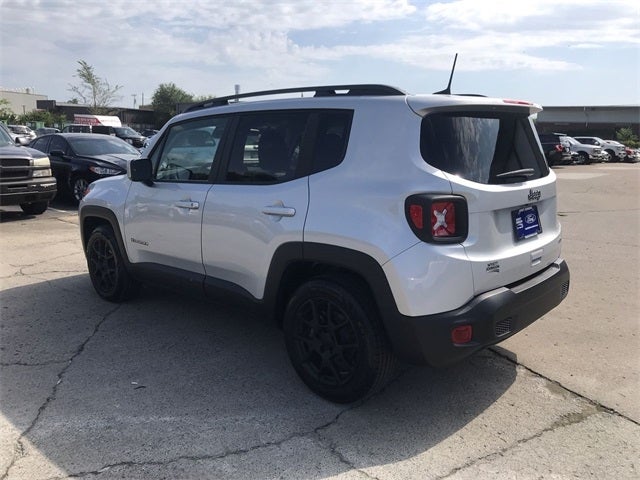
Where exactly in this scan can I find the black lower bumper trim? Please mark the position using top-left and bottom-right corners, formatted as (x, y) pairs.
(387, 259), (570, 366)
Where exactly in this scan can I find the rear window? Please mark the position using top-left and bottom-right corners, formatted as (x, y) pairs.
(420, 112), (548, 184)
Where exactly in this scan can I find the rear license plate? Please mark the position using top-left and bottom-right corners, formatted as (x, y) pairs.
(512, 205), (542, 241)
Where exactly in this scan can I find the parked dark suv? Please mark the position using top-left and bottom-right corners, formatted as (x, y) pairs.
(538, 132), (572, 166)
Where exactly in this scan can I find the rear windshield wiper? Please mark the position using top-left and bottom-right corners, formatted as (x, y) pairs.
(495, 168), (535, 180)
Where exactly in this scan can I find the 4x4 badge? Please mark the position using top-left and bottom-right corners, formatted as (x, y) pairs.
(528, 189), (541, 202)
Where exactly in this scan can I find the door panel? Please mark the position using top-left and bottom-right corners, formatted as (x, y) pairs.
(201, 111), (311, 299)
(124, 181), (212, 273)
(202, 179), (308, 299)
(123, 115), (228, 274)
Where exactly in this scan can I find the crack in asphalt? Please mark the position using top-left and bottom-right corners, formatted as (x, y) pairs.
(490, 347), (640, 427)
(0, 304), (123, 480)
(1, 319), (634, 479)
(35, 369), (408, 479)
(23, 351), (625, 480)
(436, 403), (604, 480)
(41, 432), (333, 479)
(7, 251), (81, 270)
(1, 262), (85, 281)
(427, 349), (640, 479)
(0, 360), (67, 368)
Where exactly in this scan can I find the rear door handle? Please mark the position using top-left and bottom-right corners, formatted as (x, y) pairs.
(262, 206), (296, 217)
(175, 201), (200, 210)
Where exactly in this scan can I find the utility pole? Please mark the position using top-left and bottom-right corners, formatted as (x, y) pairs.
(132, 94), (137, 108)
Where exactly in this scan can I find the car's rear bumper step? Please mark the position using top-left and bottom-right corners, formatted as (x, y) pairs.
(386, 258), (570, 365)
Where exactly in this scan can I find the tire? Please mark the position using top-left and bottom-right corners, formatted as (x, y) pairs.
(20, 201), (48, 215)
(283, 276), (396, 403)
(606, 150), (617, 163)
(86, 225), (140, 302)
(71, 175), (91, 203)
(579, 152), (590, 165)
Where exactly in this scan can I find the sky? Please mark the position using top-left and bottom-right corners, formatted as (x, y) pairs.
(1, 0), (639, 107)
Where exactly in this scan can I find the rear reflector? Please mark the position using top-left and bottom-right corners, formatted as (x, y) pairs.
(409, 204), (424, 229)
(451, 325), (473, 344)
(405, 194), (468, 243)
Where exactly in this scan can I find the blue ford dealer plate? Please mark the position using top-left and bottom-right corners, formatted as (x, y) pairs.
(512, 205), (542, 240)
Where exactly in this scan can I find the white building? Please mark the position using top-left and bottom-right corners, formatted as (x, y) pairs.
(0, 88), (48, 115)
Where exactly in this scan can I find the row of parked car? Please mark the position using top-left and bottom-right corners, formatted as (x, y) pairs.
(0, 123), (152, 214)
(538, 132), (639, 166)
(6, 123), (158, 149)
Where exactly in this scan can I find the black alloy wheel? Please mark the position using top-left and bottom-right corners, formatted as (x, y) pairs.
(86, 225), (139, 302)
(72, 176), (90, 203)
(284, 276), (396, 403)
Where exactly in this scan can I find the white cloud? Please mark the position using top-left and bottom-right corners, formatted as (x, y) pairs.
(0, 0), (638, 103)
(425, 0), (640, 34)
(569, 43), (605, 49)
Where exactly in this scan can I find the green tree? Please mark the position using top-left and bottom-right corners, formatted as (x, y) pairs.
(616, 127), (639, 148)
(17, 110), (67, 129)
(151, 83), (194, 127)
(0, 98), (17, 123)
(192, 94), (215, 102)
(68, 60), (122, 113)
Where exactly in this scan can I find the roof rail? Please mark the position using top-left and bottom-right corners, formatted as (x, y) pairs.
(184, 84), (407, 112)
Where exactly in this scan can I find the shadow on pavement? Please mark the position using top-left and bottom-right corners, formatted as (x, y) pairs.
(1, 275), (517, 478)
(0, 197), (77, 223)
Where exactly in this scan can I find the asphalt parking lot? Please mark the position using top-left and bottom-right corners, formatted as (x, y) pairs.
(1, 163), (638, 479)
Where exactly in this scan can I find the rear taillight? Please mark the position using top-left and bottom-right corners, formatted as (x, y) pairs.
(405, 194), (468, 243)
(554, 144), (563, 152)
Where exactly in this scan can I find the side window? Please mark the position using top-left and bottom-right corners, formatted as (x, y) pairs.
(311, 110), (352, 173)
(49, 136), (68, 154)
(225, 111), (309, 183)
(152, 116), (227, 182)
(30, 137), (50, 153)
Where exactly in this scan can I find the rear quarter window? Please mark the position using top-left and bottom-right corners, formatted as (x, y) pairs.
(420, 112), (549, 184)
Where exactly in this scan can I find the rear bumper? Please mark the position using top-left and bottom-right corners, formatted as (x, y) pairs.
(0, 179), (57, 206)
(385, 259), (570, 366)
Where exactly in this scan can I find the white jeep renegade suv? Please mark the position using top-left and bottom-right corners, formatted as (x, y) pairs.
(79, 84), (570, 403)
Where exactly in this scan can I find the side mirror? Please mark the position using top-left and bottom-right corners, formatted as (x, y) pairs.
(49, 149), (65, 157)
(129, 157), (153, 185)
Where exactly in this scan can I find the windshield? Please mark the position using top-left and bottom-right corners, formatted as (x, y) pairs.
(421, 111), (548, 184)
(68, 136), (140, 156)
(0, 125), (14, 145)
(114, 127), (140, 136)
